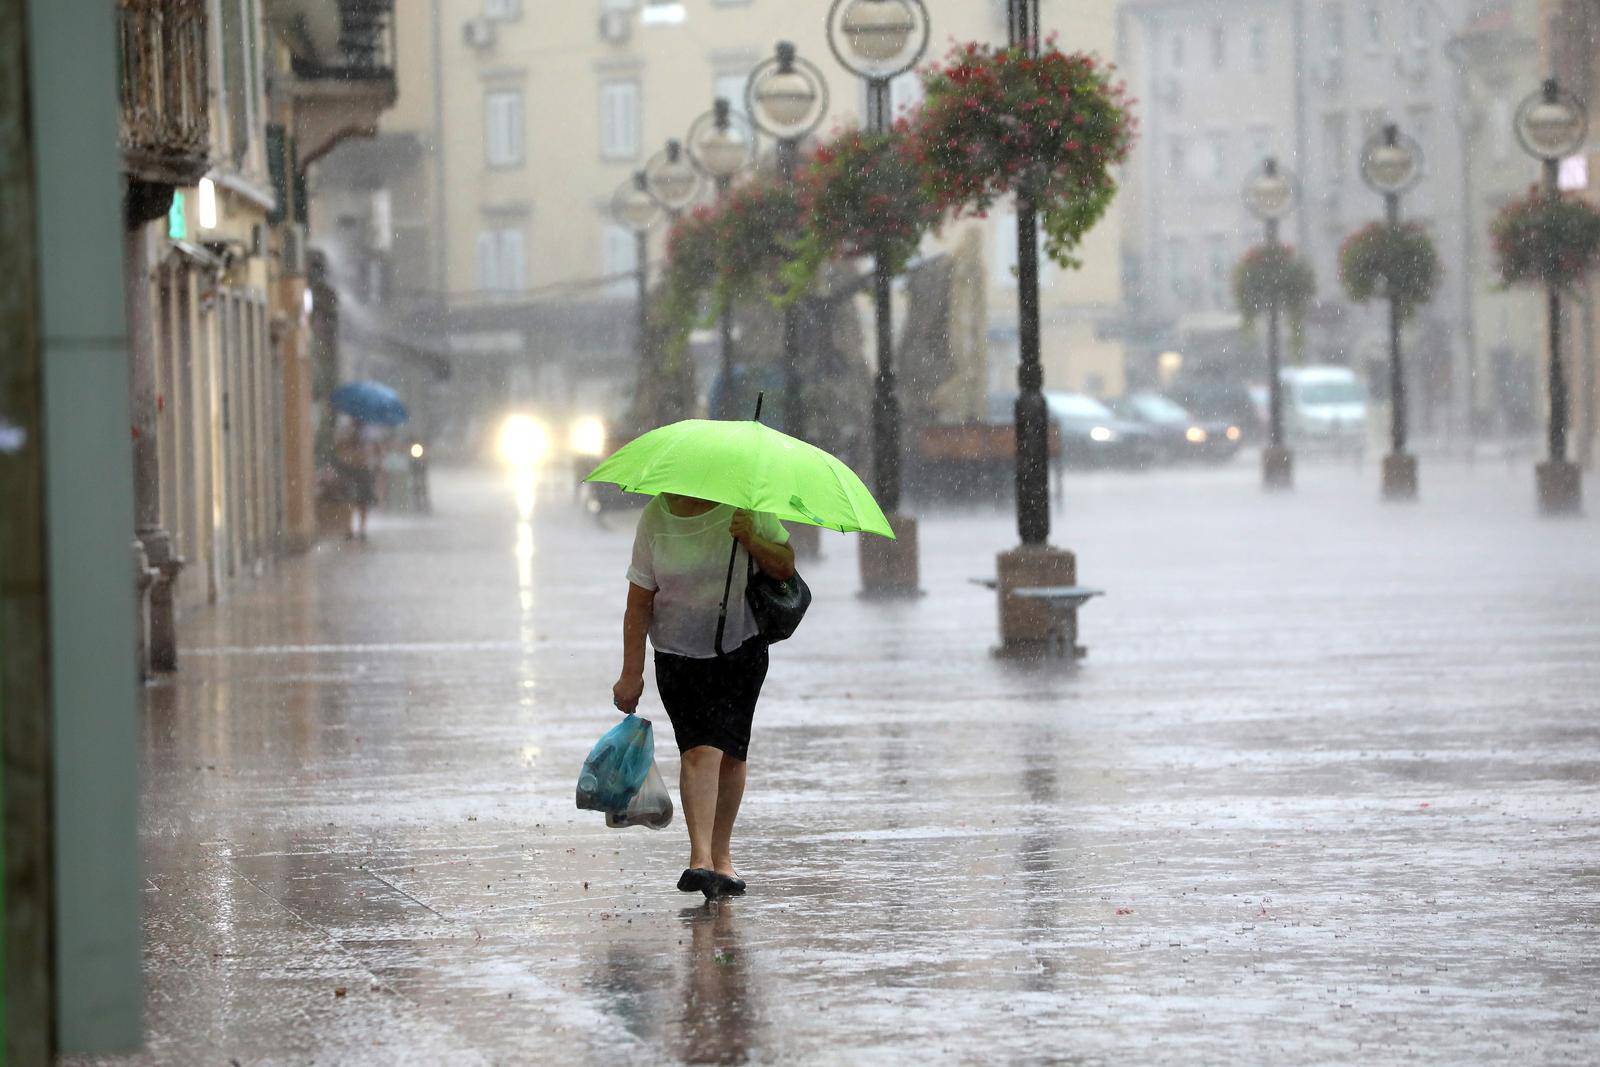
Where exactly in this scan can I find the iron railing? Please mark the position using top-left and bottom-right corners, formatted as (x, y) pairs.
(292, 0), (396, 81)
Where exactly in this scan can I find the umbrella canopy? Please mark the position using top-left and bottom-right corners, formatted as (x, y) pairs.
(328, 380), (408, 426)
(585, 419), (895, 539)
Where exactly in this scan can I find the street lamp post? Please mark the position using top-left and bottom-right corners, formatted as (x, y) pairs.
(643, 138), (703, 218)
(610, 171), (664, 402)
(1361, 123), (1424, 501)
(1515, 78), (1589, 515)
(746, 41), (828, 441)
(1242, 158), (1298, 490)
(687, 98), (758, 420)
(826, 0), (929, 596)
(989, 0), (1083, 658)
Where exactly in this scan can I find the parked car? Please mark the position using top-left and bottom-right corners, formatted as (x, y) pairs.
(989, 391), (1157, 469)
(1108, 391), (1243, 464)
(1281, 366), (1368, 454)
(1165, 378), (1263, 442)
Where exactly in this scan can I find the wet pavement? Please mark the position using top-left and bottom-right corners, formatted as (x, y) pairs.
(70, 458), (1600, 1065)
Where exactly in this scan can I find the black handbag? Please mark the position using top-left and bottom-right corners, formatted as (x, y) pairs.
(745, 558), (811, 644)
(714, 542), (811, 654)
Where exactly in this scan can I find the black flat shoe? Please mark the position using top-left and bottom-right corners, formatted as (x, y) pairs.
(714, 873), (746, 896)
(677, 868), (716, 895)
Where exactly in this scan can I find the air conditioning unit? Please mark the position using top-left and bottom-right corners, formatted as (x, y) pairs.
(280, 224), (307, 276)
(599, 10), (631, 43)
(463, 17), (496, 49)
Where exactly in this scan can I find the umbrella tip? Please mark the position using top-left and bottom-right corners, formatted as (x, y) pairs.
(753, 393), (764, 422)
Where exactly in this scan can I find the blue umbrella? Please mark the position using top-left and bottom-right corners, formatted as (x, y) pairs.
(329, 380), (408, 426)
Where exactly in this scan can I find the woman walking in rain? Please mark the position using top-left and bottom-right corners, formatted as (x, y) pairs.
(612, 495), (794, 898)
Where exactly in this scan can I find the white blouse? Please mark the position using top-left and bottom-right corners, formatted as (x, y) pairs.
(626, 498), (790, 659)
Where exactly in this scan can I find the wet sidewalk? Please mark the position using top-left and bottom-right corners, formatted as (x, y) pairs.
(72, 460), (1599, 1065)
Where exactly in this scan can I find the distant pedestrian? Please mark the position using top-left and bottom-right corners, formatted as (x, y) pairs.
(334, 417), (381, 541)
(612, 494), (795, 899)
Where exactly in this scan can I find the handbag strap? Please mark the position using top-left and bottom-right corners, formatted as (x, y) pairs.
(712, 535), (742, 657)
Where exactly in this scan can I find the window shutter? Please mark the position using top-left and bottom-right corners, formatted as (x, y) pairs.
(500, 229), (526, 291)
(477, 232), (499, 291)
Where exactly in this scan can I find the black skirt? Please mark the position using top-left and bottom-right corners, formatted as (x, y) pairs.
(654, 638), (769, 762)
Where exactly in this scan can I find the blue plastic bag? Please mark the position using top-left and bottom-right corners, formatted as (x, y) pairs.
(576, 714), (655, 813)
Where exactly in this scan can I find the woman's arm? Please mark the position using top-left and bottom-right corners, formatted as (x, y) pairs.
(730, 510), (796, 581)
(613, 582), (655, 713)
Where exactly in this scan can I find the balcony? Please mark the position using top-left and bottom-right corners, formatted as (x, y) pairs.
(269, 0), (398, 165)
(117, 0), (210, 186)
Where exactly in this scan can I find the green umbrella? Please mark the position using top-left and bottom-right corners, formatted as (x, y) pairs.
(584, 418), (895, 539)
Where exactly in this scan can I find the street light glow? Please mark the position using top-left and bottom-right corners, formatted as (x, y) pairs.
(197, 176), (218, 230)
(498, 414), (549, 468)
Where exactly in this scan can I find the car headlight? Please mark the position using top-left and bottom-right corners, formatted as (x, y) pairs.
(568, 415), (607, 457)
(498, 414), (549, 467)
(1089, 426), (1115, 443)
(1185, 426), (1208, 443)
(1225, 425), (1242, 441)
(409, 442), (425, 459)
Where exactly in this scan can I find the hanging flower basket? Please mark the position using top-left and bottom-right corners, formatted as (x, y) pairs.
(708, 175), (804, 304)
(658, 204), (722, 352)
(1338, 221), (1441, 321)
(1492, 187), (1600, 288)
(785, 127), (941, 297)
(911, 38), (1135, 268)
(1233, 243), (1315, 327)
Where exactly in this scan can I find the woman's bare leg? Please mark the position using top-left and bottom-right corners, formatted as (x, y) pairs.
(679, 745), (722, 870)
(711, 755), (747, 877)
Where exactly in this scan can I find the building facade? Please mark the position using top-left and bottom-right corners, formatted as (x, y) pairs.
(118, 0), (398, 672)
(1119, 0), (1543, 443)
(1118, 0), (1302, 383)
(313, 0), (1131, 463)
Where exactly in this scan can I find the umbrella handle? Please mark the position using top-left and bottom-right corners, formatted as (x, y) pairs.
(712, 536), (741, 657)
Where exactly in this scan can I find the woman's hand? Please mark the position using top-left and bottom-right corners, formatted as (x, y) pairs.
(729, 509), (756, 545)
(613, 672), (644, 715)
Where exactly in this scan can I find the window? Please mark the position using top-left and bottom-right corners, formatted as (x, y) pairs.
(1410, 5), (1429, 46)
(1249, 23), (1267, 73)
(1206, 235), (1228, 308)
(485, 89), (524, 167)
(1210, 24), (1225, 69)
(890, 70), (924, 118)
(477, 227), (526, 292)
(1167, 238), (1190, 300)
(714, 73), (751, 123)
(1247, 125), (1272, 166)
(1205, 132), (1228, 183)
(1168, 135), (1187, 178)
(1171, 29), (1184, 70)
(1322, 112), (1348, 183)
(1360, 107), (1387, 144)
(599, 80), (640, 160)
(602, 224), (639, 295)
(484, 0), (519, 19)
(1363, 3), (1382, 52)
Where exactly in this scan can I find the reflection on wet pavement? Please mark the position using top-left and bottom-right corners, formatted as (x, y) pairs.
(67, 463), (1600, 1065)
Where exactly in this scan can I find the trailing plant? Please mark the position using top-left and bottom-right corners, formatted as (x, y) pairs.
(911, 37), (1135, 269)
(784, 126), (941, 298)
(657, 204), (722, 363)
(1233, 242), (1316, 330)
(1492, 186), (1600, 288)
(708, 175), (804, 305)
(1338, 221), (1441, 321)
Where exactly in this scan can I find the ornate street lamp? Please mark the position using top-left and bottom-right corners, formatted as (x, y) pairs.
(1360, 123), (1424, 501)
(610, 171), (663, 387)
(827, 0), (930, 594)
(1242, 157), (1299, 490)
(1515, 78), (1589, 514)
(687, 99), (759, 419)
(746, 42), (828, 441)
(643, 138), (702, 216)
